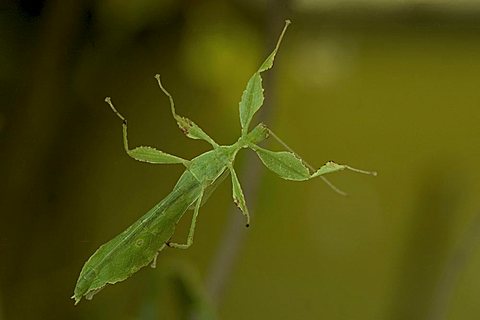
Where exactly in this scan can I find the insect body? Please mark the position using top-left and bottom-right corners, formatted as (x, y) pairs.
(72, 20), (375, 304)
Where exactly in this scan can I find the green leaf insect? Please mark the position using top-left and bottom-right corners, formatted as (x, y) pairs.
(72, 20), (376, 304)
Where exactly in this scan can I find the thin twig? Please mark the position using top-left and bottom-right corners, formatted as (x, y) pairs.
(204, 2), (290, 308)
(427, 212), (480, 320)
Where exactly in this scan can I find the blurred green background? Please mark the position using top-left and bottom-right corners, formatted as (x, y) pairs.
(2, 0), (480, 319)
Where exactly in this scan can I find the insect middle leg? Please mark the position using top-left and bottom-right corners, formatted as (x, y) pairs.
(105, 97), (189, 166)
(228, 165), (250, 227)
(167, 188), (205, 249)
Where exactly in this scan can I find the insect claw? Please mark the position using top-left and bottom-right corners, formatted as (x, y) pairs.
(105, 96), (126, 122)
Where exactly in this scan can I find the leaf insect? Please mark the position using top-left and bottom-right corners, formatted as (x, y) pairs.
(72, 20), (376, 304)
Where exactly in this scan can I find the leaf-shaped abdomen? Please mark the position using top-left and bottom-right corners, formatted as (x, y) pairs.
(73, 174), (202, 304)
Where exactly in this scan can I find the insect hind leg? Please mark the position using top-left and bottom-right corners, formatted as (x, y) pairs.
(166, 188), (204, 249)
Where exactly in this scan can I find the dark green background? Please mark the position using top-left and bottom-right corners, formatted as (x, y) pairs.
(2, 0), (480, 319)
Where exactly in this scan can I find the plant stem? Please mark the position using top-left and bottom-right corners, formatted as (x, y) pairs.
(204, 1), (291, 308)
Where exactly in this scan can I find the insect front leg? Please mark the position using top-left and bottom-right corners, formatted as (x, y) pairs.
(266, 127), (351, 195)
(105, 97), (190, 166)
(248, 126), (376, 192)
(166, 188), (205, 249)
(154, 74), (219, 148)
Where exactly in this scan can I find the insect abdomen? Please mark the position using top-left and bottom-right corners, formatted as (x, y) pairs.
(73, 177), (202, 303)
